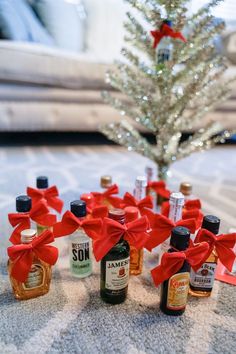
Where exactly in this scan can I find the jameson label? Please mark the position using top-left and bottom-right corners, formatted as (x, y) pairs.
(70, 241), (91, 276)
(23, 264), (44, 290)
(105, 257), (130, 291)
(190, 262), (217, 289)
(167, 272), (190, 310)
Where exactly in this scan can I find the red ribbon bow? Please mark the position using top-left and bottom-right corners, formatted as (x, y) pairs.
(151, 242), (209, 287)
(148, 181), (171, 199)
(8, 201), (57, 245)
(53, 210), (102, 240)
(145, 212), (196, 251)
(7, 230), (58, 282)
(90, 205), (108, 219)
(123, 192), (153, 215)
(150, 23), (186, 49)
(184, 199), (202, 210)
(93, 216), (150, 261)
(182, 209), (203, 230)
(194, 229), (236, 272)
(27, 186), (64, 213)
(91, 184), (122, 208)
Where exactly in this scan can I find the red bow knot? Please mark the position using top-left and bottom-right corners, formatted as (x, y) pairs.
(148, 181), (171, 199)
(123, 192), (153, 214)
(194, 229), (236, 272)
(27, 186), (64, 213)
(53, 210), (102, 240)
(91, 184), (122, 208)
(151, 23), (186, 49)
(7, 230), (58, 282)
(93, 216), (150, 261)
(8, 201), (57, 245)
(145, 212), (196, 251)
(185, 199), (202, 210)
(151, 242), (209, 287)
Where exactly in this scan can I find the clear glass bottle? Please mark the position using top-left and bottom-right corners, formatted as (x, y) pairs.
(69, 200), (92, 278)
(134, 176), (147, 201)
(156, 20), (173, 64)
(125, 206), (143, 276)
(36, 176), (52, 234)
(145, 166), (157, 208)
(8, 229), (52, 300)
(189, 215), (220, 297)
(100, 209), (130, 304)
(160, 226), (191, 316)
(160, 192), (185, 259)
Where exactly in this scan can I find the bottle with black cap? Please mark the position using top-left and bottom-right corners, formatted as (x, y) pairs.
(160, 226), (191, 316)
(156, 20), (173, 64)
(69, 200), (92, 278)
(35, 176), (52, 234)
(189, 215), (220, 297)
(100, 209), (130, 304)
(15, 195), (35, 230)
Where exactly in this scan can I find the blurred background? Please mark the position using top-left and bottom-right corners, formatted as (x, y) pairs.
(0, 0), (235, 141)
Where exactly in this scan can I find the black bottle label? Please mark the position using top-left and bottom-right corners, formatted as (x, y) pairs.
(167, 272), (190, 310)
(190, 262), (217, 289)
(105, 257), (130, 292)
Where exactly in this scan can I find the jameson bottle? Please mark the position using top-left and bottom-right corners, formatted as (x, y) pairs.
(157, 20), (173, 64)
(100, 209), (130, 304)
(125, 206), (143, 276)
(8, 229), (52, 300)
(189, 215), (220, 297)
(69, 200), (92, 278)
(160, 192), (185, 259)
(36, 176), (51, 234)
(145, 166), (157, 208)
(160, 226), (191, 316)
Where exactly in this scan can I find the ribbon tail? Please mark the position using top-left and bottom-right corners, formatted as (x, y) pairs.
(47, 197), (64, 213)
(93, 237), (117, 262)
(9, 221), (31, 245)
(217, 247), (236, 272)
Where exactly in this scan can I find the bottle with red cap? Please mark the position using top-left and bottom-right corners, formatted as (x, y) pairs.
(100, 209), (130, 304)
(125, 206), (144, 275)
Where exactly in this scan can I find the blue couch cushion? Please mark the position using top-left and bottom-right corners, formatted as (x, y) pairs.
(0, 0), (54, 45)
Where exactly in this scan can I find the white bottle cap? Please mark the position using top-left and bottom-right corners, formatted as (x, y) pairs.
(21, 229), (37, 244)
(169, 192), (185, 206)
(135, 176), (147, 188)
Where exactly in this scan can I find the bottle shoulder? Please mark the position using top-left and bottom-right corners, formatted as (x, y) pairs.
(103, 240), (130, 261)
(70, 228), (90, 242)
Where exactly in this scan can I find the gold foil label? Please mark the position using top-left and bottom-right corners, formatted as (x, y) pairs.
(167, 272), (190, 310)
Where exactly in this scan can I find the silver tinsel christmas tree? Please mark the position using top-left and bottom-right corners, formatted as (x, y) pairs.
(100, 0), (235, 180)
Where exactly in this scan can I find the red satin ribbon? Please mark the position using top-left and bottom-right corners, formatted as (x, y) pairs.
(53, 210), (102, 240)
(151, 242), (209, 287)
(91, 184), (123, 208)
(151, 23), (186, 49)
(90, 205), (108, 219)
(8, 201), (57, 245)
(123, 192), (153, 215)
(184, 199), (202, 210)
(7, 230), (58, 282)
(145, 212), (196, 251)
(194, 229), (236, 272)
(27, 186), (64, 213)
(148, 181), (171, 199)
(93, 216), (149, 261)
(183, 209), (203, 230)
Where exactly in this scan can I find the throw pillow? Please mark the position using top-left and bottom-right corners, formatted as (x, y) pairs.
(0, 0), (54, 45)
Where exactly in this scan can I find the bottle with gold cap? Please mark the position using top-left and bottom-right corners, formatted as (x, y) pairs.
(100, 209), (130, 304)
(100, 175), (112, 190)
(8, 229), (52, 300)
(179, 182), (195, 201)
(125, 206), (144, 275)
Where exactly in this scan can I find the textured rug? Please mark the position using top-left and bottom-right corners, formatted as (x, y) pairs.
(0, 145), (236, 354)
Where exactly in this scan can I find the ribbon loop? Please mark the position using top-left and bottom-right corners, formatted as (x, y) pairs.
(91, 184), (122, 208)
(27, 185), (64, 213)
(123, 192), (153, 213)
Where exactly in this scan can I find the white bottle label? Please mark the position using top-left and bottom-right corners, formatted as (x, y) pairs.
(105, 257), (130, 290)
(70, 240), (92, 276)
(190, 262), (217, 289)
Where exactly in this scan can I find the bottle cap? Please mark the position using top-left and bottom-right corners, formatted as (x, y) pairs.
(36, 176), (49, 189)
(21, 229), (37, 244)
(124, 206), (139, 223)
(108, 208), (125, 225)
(170, 226), (190, 251)
(135, 176), (147, 188)
(163, 19), (172, 27)
(70, 200), (87, 218)
(100, 175), (112, 188)
(169, 192), (185, 206)
(80, 193), (94, 207)
(202, 215), (220, 235)
(16, 195), (32, 212)
(179, 182), (192, 196)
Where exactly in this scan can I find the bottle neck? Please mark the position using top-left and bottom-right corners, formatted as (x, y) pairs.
(168, 203), (183, 223)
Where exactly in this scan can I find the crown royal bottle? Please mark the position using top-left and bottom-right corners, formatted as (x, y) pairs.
(100, 209), (130, 304)
(160, 226), (191, 316)
(69, 200), (92, 278)
(189, 215), (220, 297)
(8, 229), (52, 300)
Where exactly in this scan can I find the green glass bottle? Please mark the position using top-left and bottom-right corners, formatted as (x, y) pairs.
(100, 209), (130, 304)
(160, 226), (191, 316)
(36, 176), (50, 234)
